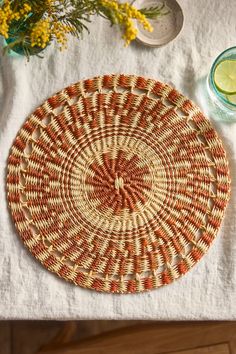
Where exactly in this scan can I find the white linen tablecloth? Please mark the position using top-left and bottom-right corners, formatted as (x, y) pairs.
(1, 0), (236, 320)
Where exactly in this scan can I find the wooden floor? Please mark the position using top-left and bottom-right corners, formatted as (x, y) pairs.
(1, 321), (236, 354)
(0, 321), (143, 354)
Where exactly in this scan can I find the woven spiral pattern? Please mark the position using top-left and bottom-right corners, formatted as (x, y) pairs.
(7, 74), (230, 293)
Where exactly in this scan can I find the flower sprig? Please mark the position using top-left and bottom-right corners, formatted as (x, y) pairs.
(0, 0), (168, 57)
(99, 0), (153, 46)
(0, 1), (31, 38)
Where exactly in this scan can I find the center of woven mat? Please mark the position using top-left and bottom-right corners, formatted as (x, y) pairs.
(86, 151), (151, 215)
(114, 176), (124, 190)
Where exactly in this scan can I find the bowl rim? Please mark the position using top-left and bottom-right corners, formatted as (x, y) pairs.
(135, 0), (184, 47)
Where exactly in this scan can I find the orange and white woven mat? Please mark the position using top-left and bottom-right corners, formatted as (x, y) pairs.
(6, 74), (230, 293)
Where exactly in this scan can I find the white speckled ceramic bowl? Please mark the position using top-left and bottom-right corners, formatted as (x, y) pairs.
(136, 0), (184, 47)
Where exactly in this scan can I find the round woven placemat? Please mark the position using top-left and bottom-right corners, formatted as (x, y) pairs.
(7, 74), (230, 293)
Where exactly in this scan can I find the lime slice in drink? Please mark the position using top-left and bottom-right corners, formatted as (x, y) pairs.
(226, 93), (236, 104)
(214, 59), (236, 95)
